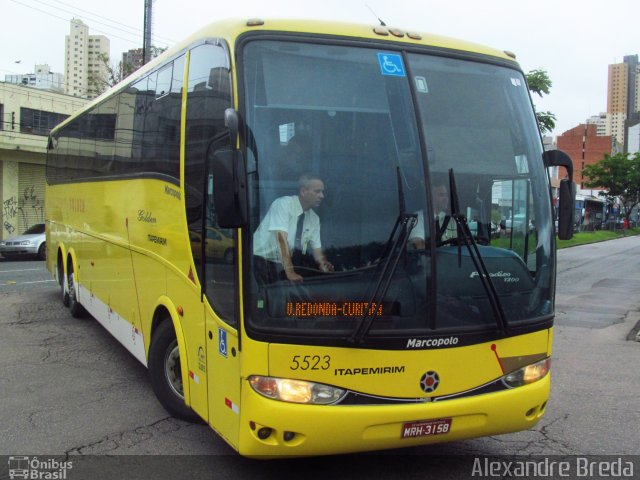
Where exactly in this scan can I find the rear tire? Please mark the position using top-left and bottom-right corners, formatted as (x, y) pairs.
(67, 267), (86, 318)
(148, 319), (199, 421)
(59, 259), (69, 307)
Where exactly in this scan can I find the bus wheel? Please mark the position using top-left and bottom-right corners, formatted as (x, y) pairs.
(59, 259), (69, 307)
(148, 319), (199, 421)
(67, 267), (86, 318)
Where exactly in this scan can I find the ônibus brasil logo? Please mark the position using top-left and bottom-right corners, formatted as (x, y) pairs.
(8, 456), (73, 479)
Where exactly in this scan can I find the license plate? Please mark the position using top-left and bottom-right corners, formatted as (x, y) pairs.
(401, 418), (452, 438)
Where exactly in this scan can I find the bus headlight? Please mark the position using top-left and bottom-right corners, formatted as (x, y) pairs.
(248, 376), (346, 405)
(502, 358), (551, 388)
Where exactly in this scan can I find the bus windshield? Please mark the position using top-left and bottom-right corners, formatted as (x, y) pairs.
(242, 39), (553, 343)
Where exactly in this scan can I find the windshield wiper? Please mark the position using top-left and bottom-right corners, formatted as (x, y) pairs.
(350, 167), (417, 344)
(445, 168), (508, 336)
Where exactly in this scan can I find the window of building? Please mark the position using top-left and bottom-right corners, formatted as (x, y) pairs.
(20, 108), (69, 136)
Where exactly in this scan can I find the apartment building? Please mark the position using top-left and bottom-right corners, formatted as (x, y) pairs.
(607, 54), (640, 152)
(64, 19), (110, 99)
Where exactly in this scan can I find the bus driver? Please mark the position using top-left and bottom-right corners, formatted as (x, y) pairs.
(253, 173), (334, 284)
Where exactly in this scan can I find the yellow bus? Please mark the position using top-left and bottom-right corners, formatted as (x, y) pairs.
(46, 18), (575, 457)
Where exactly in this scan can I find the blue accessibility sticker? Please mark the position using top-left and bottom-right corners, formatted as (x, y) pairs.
(218, 327), (228, 358)
(377, 52), (406, 77)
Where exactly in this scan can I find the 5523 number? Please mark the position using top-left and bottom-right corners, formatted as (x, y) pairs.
(290, 355), (330, 371)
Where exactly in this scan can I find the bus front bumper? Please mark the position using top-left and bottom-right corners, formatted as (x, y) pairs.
(237, 374), (550, 457)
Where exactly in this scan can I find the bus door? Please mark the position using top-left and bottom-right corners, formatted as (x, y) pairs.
(183, 41), (240, 443)
(202, 171), (241, 447)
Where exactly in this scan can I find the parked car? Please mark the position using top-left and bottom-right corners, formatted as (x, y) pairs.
(0, 223), (46, 260)
(189, 227), (234, 264)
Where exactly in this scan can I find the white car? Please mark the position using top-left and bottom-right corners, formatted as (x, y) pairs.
(0, 223), (46, 260)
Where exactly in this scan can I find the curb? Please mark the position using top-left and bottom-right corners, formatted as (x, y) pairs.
(627, 315), (640, 342)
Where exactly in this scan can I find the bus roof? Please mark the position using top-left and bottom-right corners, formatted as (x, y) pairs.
(52, 18), (518, 133)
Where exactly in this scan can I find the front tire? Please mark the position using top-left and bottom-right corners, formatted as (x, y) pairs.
(148, 319), (199, 421)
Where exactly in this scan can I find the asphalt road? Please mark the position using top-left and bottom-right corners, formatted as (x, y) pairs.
(1, 237), (639, 479)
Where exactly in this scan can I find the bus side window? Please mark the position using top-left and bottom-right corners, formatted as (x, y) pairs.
(184, 42), (236, 325)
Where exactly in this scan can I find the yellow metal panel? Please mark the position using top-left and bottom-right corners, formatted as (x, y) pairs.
(165, 268), (208, 421)
(267, 330), (549, 398)
(237, 372), (550, 457)
(206, 309), (241, 450)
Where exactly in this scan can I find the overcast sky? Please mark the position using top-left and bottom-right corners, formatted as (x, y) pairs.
(2, 0), (639, 137)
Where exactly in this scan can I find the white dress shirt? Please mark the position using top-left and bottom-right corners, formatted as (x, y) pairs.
(253, 195), (322, 262)
(409, 210), (457, 243)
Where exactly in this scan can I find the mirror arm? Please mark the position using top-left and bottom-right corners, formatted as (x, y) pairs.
(224, 108), (240, 149)
(544, 150), (573, 183)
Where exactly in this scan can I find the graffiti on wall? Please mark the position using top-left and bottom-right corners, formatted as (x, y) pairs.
(3, 196), (18, 234)
(19, 185), (45, 226)
(2, 186), (44, 235)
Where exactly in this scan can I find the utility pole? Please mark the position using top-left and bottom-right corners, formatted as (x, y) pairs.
(142, 0), (153, 65)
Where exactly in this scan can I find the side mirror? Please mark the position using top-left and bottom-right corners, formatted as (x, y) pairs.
(543, 150), (575, 240)
(557, 179), (575, 240)
(211, 146), (247, 228)
(209, 108), (247, 228)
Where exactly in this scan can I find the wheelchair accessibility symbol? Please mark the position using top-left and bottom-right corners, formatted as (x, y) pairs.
(377, 53), (406, 77)
(218, 327), (228, 358)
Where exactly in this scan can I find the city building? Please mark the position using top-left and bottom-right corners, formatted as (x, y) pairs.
(556, 123), (616, 190)
(607, 54), (640, 152)
(629, 123), (640, 154)
(121, 46), (164, 78)
(0, 82), (87, 238)
(4, 64), (65, 93)
(64, 18), (110, 99)
(122, 48), (145, 75)
(586, 112), (609, 137)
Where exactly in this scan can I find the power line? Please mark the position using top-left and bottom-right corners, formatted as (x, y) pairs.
(9, 0), (172, 48)
(32, 0), (144, 40)
(9, 0), (141, 46)
(38, 0), (177, 44)
(44, 0), (176, 43)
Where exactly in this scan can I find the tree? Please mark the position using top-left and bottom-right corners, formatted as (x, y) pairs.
(583, 152), (640, 224)
(525, 69), (556, 134)
(87, 53), (132, 97)
(88, 46), (168, 96)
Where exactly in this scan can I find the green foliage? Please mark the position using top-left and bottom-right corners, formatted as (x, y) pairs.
(526, 69), (553, 97)
(583, 152), (640, 221)
(535, 110), (556, 135)
(525, 69), (556, 134)
(557, 228), (640, 249)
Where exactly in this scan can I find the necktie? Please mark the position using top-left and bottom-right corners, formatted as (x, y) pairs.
(292, 212), (304, 265)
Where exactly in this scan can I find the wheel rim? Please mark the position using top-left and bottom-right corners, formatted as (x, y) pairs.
(164, 341), (184, 399)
